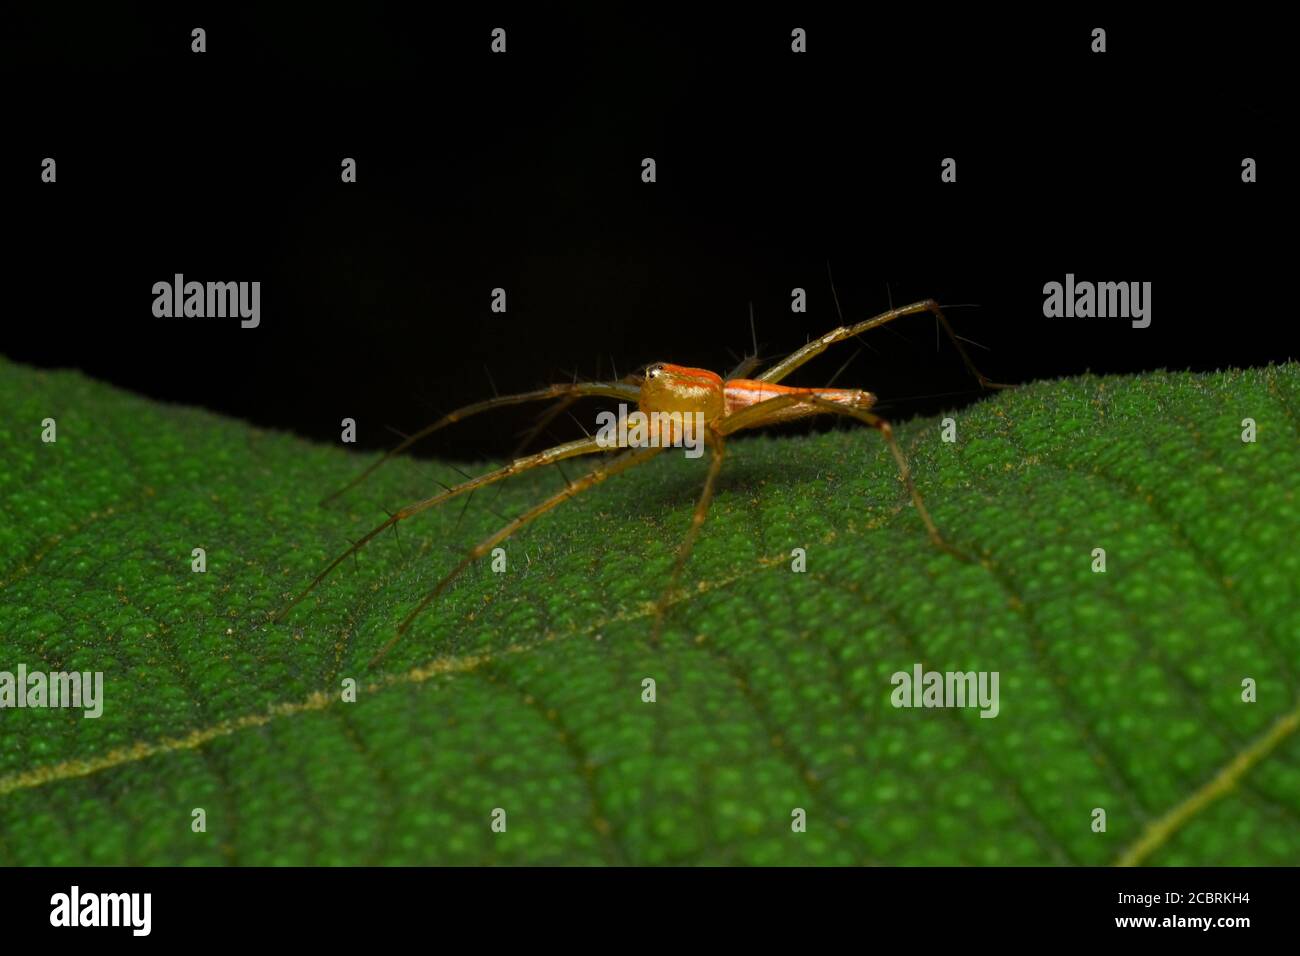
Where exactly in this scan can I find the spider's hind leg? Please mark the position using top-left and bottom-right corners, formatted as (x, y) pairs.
(322, 379), (642, 504)
(717, 393), (970, 560)
(369, 445), (665, 668)
(798, 396), (969, 559)
(276, 435), (614, 624)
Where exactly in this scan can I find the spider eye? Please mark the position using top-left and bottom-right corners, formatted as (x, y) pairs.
(647, 364), (665, 379)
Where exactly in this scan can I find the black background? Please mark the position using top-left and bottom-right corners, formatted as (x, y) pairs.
(0, 864), (1284, 942)
(4, 5), (1291, 461)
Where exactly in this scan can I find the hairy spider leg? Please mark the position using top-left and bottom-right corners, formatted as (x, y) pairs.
(370, 445), (665, 666)
(321, 380), (641, 504)
(649, 433), (727, 643)
(757, 299), (1011, 390)
(276, 436), (613, 621)
(508, 374), (645, 458)
(724, 393), (962, 555)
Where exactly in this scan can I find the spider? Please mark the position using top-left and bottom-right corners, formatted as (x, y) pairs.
(276, 298), (1008, 665)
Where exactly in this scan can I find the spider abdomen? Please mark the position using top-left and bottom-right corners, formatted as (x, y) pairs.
(722, 379), (876, 425)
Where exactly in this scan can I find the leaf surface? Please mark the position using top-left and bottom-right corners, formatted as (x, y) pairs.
(2, 357), (1298, 865)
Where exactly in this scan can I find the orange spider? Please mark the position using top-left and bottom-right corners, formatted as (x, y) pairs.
(277, 298), (1007, 665)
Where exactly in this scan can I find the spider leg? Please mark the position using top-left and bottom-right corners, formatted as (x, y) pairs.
(277, 436), (613, 622)
(650, 432), (727, 642)
(725, 352), (764, 380)
(509, 373), (644, 458)
(512, 393), (583, 455)
(715, 393), (812, 433)
(756, 299), (1012, 391)
(718, 394), (967, 558)
(321, 379), (642, 504)
(801, 397), (956, 554)
(370, 445), (665, 666)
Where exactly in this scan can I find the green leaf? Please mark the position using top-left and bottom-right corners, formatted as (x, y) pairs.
(2, 356), (1298, 865)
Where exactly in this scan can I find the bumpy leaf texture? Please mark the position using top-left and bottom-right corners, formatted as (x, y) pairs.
(1, 357), (1298, 865)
